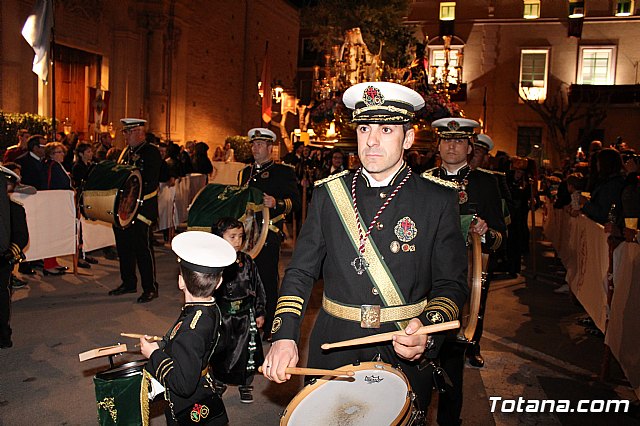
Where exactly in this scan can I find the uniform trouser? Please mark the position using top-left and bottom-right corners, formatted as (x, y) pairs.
(0, 264), (12, 340)
(253, 231), (281, 335)
(113, 221), (157, 293)
(437, 340), (467, 426)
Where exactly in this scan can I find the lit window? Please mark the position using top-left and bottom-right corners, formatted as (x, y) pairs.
(429, 46), (463, 85)
(615, 0), (634, 16)
(440, 2), (456, 20)
(569, 1), (585, 18)
(524, 0), (540, 19)
(578, 46), (616, 85)
(519, 49), (549, 102)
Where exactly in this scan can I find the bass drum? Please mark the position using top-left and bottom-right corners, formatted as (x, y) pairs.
(458, 231), (489, 343)
(81, 161), (142, 229)
(187, 184), (269, 259)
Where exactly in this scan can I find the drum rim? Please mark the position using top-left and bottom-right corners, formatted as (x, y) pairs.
(95, 359), (147, 380)
(114, 170), (143, 228)
(280, 361), (412, 426)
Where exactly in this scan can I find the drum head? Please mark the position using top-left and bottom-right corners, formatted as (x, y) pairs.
(115, 171), (142, 228)
(282, 362), (411, 426)
(96, 360), (147, 381)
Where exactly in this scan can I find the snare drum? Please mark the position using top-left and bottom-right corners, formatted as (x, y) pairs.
(281, 362), (416, 426)
(94, 360), (149, 426)
(81, 161), (142, 228)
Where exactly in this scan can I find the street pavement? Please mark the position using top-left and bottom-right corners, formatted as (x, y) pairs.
(1, 220), (639, 425)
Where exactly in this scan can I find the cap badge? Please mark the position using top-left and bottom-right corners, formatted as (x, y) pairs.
(394, 216), (417, 242)
(363, 85), (384, 106)
(447, 120), (460, 131)
(254, 130), (262, 138)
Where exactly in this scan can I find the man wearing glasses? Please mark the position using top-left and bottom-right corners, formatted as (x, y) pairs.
(108, 118), (162, 303)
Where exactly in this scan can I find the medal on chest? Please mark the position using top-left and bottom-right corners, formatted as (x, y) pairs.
(458, 180), (469, 204)
(350, 168), (411, 275)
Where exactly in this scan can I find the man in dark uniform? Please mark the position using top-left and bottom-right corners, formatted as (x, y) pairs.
(1, 166), (29, 348)
(470, 133), (514, 277)
(423, 118), (506, 426)
(108, 118), (162, 303)
(238, 128), (300, 337)
(262, 82), (469, 417)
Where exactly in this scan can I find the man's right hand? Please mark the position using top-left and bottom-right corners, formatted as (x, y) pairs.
(262, 339), (299, 383)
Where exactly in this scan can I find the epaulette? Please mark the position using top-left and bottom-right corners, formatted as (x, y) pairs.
(423, 167), (437, 174)
(314, 169), (350, 187)
(477, 167), (504, 176)
(279, 162), (295, 170)
(190, 310), (202, 329)
(420, 172), (459, 190)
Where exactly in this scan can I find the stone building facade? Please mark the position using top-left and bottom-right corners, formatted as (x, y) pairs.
(408, 0), (640, 159)
(0, 0), (300, 148)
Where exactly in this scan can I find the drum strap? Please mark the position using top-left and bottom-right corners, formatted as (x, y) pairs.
(324, 177), (410, 330)
(143, 189), (158, 201)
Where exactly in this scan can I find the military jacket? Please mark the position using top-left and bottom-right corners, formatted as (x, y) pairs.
(1, 200), (29, 266)
(423, 165), (506, 251)
(146, 302), (226, 422)
(118, 142), (162, 223)
(272, 165), (468, 366)
(239, 160), (301, 232)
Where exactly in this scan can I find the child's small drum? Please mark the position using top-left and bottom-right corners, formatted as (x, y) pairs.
(281, 362), (416, 426)
(81, 161), (142, 228)
(94, 360), (149, 426)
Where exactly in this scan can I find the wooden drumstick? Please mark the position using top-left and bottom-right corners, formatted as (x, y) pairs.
(120, 332), (163, 342)
(258, 366), (354, 377)
(320, 320), (460, 350)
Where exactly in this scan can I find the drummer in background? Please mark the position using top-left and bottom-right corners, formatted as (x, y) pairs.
(238, 128), (300, 340)
(262, 82), (468, 417)
(108, 118), (162, 303)
(423, 118), (506, 426)
(1, 165), (29, 349)
(140, 231), (236, 425)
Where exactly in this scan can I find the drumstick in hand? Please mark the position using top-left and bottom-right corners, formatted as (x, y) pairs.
(120, 332), (163, 342)
(258, 366), (354, 377)
(321, 320), (460, 350)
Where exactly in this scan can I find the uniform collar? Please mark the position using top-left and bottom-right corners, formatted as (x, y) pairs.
(255, 159), (273, 169)
(361, 162), (407, 187)
(441, 163), (469, 176)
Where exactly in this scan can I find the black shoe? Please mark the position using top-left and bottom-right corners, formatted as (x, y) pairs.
(43, 268), (65, 276)
(214, 381), (227, 398)
(468, 353), (485, 368)
(137, 291), (158, 303)
(10, 275), (27, 289)
(109, 284), (137, 296)
(84, 256), (99, 264)
(239, 386), (253, 403)
(18, 264), (36, 275)
(56, 266), (69, 271)
(78, 259), (91, 269)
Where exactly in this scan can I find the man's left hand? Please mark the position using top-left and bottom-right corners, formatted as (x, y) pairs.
(470, 217), (488, 236)
(392, 318), (427, 361)
(263, 194), (276, 209)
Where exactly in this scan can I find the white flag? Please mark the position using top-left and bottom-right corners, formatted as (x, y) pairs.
(21, 0), (53, 82)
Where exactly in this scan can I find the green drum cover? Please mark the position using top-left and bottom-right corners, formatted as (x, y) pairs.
(94, 373), (147, 426)
(86, 161), (138, 191)
(188, 184), (264, 231)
